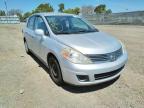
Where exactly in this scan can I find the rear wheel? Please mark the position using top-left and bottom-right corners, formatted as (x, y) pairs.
(48, 56), (64, 86)
(24, 41), (30, 54)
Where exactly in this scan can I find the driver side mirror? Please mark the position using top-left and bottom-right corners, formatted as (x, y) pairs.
(35, 29), (44, 36)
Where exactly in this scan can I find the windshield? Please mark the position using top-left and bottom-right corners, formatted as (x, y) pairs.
(45, 16), (99, 35)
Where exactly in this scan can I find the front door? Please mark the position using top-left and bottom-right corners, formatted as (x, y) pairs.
(33, 16), (49, 58)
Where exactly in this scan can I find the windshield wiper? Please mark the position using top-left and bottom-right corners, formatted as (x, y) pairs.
(72, 30), (93, 34)
(55, 29), (98, 35)
(77, 29), (99, 33)
(56, 32), (71, 34)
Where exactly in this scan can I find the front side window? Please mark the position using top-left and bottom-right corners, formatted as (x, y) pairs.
(34, 16), (49, 36)
(45, 16), (98, 35)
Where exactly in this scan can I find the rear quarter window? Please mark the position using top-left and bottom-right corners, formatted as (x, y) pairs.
(27, 16), (35, 30)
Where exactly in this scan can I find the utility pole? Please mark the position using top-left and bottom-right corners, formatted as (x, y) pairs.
(4, 0), (8, 16)
(4, 0), (8, 23)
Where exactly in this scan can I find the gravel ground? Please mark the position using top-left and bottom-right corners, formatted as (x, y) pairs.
(0, 24), (144, 108)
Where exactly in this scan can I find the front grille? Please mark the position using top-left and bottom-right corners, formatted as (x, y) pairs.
(87, 48), (123, 63)
(94, 66), (124, 80)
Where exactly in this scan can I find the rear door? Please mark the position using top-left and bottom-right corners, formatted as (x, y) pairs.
(25, 16), (36, 51)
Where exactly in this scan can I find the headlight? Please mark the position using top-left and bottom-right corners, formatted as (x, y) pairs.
(61, 47), (92, 64)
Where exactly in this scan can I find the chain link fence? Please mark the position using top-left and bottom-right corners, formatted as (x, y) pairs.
(82, 11), (144, 25)
(0, 15), (20, 24)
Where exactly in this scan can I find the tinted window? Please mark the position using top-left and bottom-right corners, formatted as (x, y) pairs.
(27, 16), (35, 30)
(34, 16), (49, 36)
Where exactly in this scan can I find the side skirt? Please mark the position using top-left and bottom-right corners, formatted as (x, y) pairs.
(29, 49), (49, 68)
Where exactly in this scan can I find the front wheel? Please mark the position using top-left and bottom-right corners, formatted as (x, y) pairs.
(48, 56), (64, 86)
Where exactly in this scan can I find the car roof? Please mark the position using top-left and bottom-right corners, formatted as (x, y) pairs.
(33, 12), (78, 17)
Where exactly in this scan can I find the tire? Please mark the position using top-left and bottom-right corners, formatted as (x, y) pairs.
(24, 40), (30, 54)
(48, 56), (64, 86)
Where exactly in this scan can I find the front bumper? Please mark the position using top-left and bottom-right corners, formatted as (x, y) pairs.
(60, 51), (128, 86)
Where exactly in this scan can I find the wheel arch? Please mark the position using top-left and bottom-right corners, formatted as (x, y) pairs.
(47, 52), (62, 70)
(47, 52), (64, 80)
(47, 52), (58, 64)
(23, 37), (26, 42)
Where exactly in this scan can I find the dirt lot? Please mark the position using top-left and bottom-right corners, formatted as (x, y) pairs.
(0, 24), (144, 108)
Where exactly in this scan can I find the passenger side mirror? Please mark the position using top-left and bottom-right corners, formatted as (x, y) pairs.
(35, 29), (44, 36)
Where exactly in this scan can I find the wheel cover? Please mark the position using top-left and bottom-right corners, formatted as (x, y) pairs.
(50, 61), (59, 79)
(24, 42), (28, 52)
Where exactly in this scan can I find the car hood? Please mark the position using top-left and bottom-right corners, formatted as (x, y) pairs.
(55, 32), (121, 54)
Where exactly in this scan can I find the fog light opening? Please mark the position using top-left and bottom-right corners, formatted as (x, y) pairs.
(77, 75), (89, 82)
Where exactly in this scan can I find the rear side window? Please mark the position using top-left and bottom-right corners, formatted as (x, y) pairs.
(27, 16), (35, 30)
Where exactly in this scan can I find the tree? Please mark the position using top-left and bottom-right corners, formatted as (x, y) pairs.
(63, 7), (80, 15)
(7, 9), (23, 21)
(81, 5), (94, 15)
(63, 9), (73, 14)
(16, 13), (23, 21)
(58, 3), (64, 12)
(22, 12), (32, 21)
(33, 3), (54, 13)
(0, 10), (6, 16)
(21, 3), (54, 21)
(8, 9), (22, 16)
(94, 4), (112, 14)
(94, 4), (106, 14)
(106, 9), (112, 14)
(74, 7), (80, 15)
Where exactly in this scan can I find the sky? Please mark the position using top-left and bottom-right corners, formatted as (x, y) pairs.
(0, 0), (144, 13)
